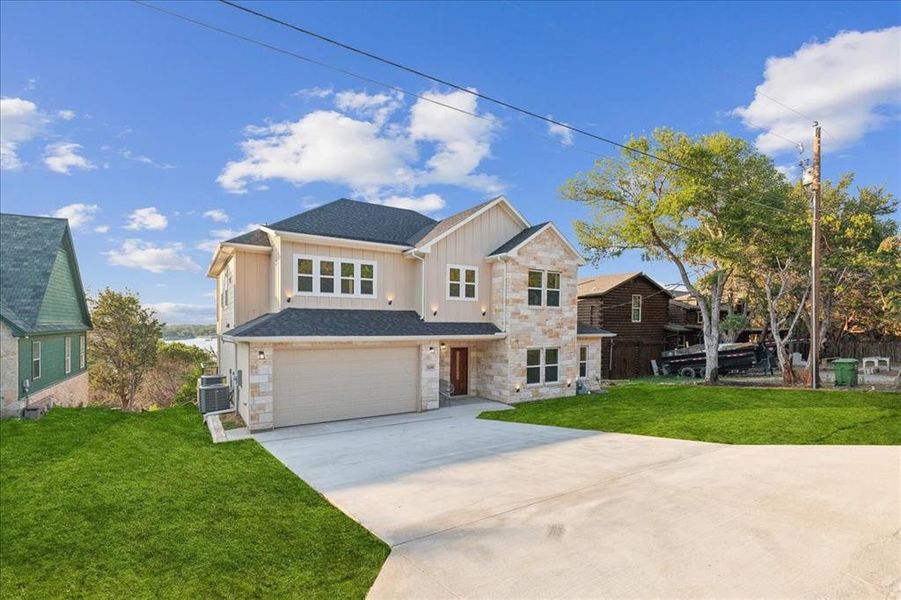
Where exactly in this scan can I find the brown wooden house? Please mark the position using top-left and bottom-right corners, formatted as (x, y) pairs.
(577, 272), (673, 379)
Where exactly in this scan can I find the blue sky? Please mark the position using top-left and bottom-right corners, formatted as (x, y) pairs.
(1, 1), (898, 323)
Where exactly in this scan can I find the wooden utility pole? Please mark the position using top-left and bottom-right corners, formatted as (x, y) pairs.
(810, 122), (821, 389)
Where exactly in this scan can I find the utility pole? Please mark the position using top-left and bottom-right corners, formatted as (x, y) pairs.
(810, 122), (821, 389)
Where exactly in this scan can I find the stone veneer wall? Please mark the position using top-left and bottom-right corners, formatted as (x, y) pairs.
(247, 343), (273, 430)
(0, 322), (18, 409)
(27, 371), (89, 408)
(419, 342), (439, 410)
(485, 228), (581, 404)
(438, 341), (491, 397)
(578, 338), (604, 391)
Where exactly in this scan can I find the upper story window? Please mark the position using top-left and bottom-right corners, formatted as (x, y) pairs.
(65, 336), (72, 374)
(220, 269), (232, 309)
(696, 310), (703, 324)
(32, 341), (41, 380)
(448, 265), (477, 301)
(631, 294), (642, 322)
(80, 335), (86, 369)
(296, 255), (376, 298)
(527, 270), (561, 307)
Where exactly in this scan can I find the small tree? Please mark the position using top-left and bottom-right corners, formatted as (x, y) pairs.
(563, 128), (788, 382)
(88, 289), (163, 410)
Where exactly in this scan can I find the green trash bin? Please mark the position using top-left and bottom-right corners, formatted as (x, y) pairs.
(833, 358), (859, 387)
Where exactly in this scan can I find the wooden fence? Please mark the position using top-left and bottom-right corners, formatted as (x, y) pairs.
(825, 339), (901, 363)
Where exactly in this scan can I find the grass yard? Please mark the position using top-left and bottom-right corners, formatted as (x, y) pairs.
(0, 405), (389, 599)
(480, 383), (901, 444)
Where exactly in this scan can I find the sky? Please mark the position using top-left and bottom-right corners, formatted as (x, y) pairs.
(1, 1), (899, 324)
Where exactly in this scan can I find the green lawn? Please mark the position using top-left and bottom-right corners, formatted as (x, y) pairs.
(0, 406), (389, 599)
(480, 383), (901, 444)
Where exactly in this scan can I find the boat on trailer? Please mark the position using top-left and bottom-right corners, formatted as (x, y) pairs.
(660, 342), (774, 377)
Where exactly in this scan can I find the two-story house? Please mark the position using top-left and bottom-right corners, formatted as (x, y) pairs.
(207, 196), (613, 430)
(0, 214), (92, 417)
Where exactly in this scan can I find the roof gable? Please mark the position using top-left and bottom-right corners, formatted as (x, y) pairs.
(268, 199), (437, 246)
(408, 195), (530, 250)
(578, 272), (672, 298)
(0, 213), (91, 334)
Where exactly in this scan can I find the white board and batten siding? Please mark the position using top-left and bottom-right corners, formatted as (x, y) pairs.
(272, 346), (420, 427)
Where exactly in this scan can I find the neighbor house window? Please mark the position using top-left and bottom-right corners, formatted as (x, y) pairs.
(631, 294), (642, 322)
(528, 270), (562, 307)
(65, 336), (72, 374)
(295, 255), (376, 298)
(526, 348), (542, 384)
(32, 341), (41, 380)
(526, 348), (559, 385)
(448, 265), (477, 300)
(697, 310), (703, 324)
(579, 345), (588, 378)
(79, 335), (86, 369)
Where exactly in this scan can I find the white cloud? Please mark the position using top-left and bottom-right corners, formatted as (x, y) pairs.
(43, 142), (95, 174)
(106, 240), (200, 273)
(203, 209), (229, 223)
(1, 97), (49, 170)
(125, 207), (168, 230)
(196, 223), (262, 253)
(57, 109), (75, 121)
(145, 302), (214, 324)
(52, 203), (99, 229)
(734, 27), (901, 155)
(380, 193), (446, 213)
(293, 86), (333, 100)
(775, 163), (800, 182)
(119, 148), (175, 169)
(546, 115), (574, 146)
(218, 87), (503, 199)
(94, 224), (110, 234)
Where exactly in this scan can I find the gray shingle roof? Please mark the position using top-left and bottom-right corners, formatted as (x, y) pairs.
(488, 222), (549, 256)
(225, 308), (502, 338)
(225, 229), (270, 247)
(577, 323), (615, 336)
(0, 213), (91, 335)
(268, 199), (437, 246)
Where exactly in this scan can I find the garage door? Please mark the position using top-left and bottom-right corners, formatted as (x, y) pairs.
(273, 346), (419, 427)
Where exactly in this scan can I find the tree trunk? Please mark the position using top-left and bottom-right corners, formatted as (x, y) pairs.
(703, 328), (720, 383)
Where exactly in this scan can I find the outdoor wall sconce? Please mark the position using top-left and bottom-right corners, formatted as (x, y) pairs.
(429, 346), (435, 354)
(387, 299), (393, 306)
(481, 308), (487, 316)
(440, 342), (446, 349)
(432, 308), (438, 316)
(515, 384), (521, 393)
(258, 350), (266, 361)
(387, 294), (394, 306)
(286, 297), (291, 303)
(566, 380), (572, 388)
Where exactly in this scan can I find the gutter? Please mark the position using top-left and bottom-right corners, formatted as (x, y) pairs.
(221, 332), (508, 343)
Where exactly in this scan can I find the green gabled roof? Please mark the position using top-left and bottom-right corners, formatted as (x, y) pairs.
(0, 213), (92, 335)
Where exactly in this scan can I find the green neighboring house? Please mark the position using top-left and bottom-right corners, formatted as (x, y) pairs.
(0, 213), (92, 417)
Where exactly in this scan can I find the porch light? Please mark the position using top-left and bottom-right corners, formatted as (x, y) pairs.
(387, 294), (394, 306)
(432, 307), (438, 316)
(440, 342), (446, 349)
(429, 346), (435, 354)
(515, 384), (521, 393)
(481, 307), (487, 316)
(258, 350), (266, 361)
(566, 379), (572, 388)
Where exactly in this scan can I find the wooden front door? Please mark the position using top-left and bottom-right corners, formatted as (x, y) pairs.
(450, 347), (469, 395)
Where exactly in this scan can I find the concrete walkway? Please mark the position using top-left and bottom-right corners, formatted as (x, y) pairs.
(255, 402), (901, 599)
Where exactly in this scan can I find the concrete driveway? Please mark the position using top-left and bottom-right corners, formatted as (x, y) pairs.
(254, 401), (900, 599)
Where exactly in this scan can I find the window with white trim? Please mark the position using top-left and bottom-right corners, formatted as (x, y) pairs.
(528, 270), (562, 307)
(696, 310), (703, 324)
(32, 341), (41, 380)
(220, 269), (232, 308)
(579, 345), (588, 378)
(526, 347), (559, 385)
(448, 265), (477, 300)
(80, 335), (86, 369)
(631, 294), (642, 322)
(295, 255), (376, 298)
(65, 336), (72, 374)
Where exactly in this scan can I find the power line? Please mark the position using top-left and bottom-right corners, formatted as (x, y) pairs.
(132, 1), (795, 216)
(755, 90), (838, 142)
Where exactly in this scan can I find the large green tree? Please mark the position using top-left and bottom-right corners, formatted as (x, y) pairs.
(88, 289), (163, 409)
(563, 128), (789, 382)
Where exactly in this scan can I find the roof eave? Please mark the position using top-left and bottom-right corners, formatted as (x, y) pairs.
(222, 332), (508, 343)
(263, 227), (410, 252)
(414, 195), (530, 253)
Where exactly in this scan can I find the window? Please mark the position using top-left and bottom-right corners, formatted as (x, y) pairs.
(528, 270), (562, 307)
(526, 348), (559, 385)
(579, 345), (588, 378)
(295, 255), (376, 298)
(32, 341), (41, 380)
(631, 294), (642, 322)
(340, 262), (355, 295)
(546, 272), (561, 307)
(526, 348), (542, 384)
(297, 258), (314, 293)
(448, 265), (477, 300)
(79, 335), (86, 369)
(65, 336), (72, 374)
(544, 348), (559, 382)
(528, 270), (543, 306)
(697, 310), (703, 324)
(319, 260), (335, 294)
(220, 269), (232, 308)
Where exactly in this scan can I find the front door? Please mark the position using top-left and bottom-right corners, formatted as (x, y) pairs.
(450, 347), (469, 395)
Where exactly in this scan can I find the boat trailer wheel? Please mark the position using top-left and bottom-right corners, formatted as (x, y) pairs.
(679, 367), (698, 378)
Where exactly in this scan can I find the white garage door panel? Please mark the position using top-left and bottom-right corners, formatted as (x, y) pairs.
(273, 347), (419, 427)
